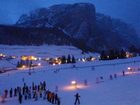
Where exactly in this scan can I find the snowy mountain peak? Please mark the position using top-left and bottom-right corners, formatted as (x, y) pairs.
(0, 3), (140, 52)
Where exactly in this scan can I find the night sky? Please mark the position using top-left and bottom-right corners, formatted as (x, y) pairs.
(0, 0), (140, 34)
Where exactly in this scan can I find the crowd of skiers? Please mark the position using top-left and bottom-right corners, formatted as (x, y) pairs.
(0, 69), (135, 105)
(2, 81), (60, 105)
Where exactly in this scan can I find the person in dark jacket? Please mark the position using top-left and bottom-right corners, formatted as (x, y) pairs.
(10, 88), (13, 97)
(110, 75), (113, 80)
(57, 97), (60, 105)
(74, 93), (80, 105)
(4, 89), (8, 98)
(19, 94), (22, 104)
(122, 71), (125, 76)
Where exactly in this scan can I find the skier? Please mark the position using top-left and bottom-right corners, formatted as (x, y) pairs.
(100, 76), (104, 82)
(57, 97), (60, 105)
(122, 71), (125, 76)
(19, 94), (22, 104)
(9, 88), (13, 97)
(34, 91), (38, 101)
(4, 90), (8, 98)
(54, 93), (58, 104)
(24, 93), (27, 100)
(51, 92), (55, 104)
(14, 88), (17, 96)
(74, 93), (80, 105)
(43, 81), (46, 90)
(84, 80), (87, 86)
(110, 75), (113, 80)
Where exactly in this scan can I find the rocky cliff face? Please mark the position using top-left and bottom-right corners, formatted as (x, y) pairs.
(0, 3), (139, 52)
(16, 3), (96, 40)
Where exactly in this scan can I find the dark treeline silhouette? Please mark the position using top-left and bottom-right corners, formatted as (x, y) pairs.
(100, 49), (127, 60)
(17, 60), (33, 68)
(0, 25), (92, 53)
(49, 55), (76, 65)
(129, 45), (140, 54)
(61, 55), (76, 64)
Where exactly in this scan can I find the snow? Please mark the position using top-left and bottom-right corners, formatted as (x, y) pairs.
(0, 45), (97, 58)
(0, 45), (140, 105)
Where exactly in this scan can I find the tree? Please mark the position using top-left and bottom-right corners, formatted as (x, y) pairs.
(67, 55), (71, 63)
(129, 45), (139, 53)
(120, 49), (126, 58)
(109, 50), (115, 60)
(100, 50), (107, 60)
(61, 56), (66, 64)
(72, 55), (76, 63)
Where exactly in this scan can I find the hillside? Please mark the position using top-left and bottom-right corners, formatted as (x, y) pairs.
(0, 45), (140, 105)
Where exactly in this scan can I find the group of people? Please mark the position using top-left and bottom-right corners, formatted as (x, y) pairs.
(1, 69), (135, 105)
(96, 70), (127, 84)
(2, 81), (60, 105)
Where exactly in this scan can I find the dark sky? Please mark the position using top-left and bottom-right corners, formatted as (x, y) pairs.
(0, 0), (140, 34)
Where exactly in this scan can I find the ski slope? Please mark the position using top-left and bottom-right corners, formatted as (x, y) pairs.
(0, 45), (140, 105)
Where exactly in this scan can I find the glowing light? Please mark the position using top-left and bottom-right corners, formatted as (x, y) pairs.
(11, 56), (16, 59)
(125, 71), (137, 75)
(82, 59), (85, 62)
(0, 53), (6, 57)
(38, 57), (41, 60)
(22, 65), (26, 68)
(71, 81), (77, 85)
(45, 58), (50, 61)
(128, 67), (131, 70)
(126, 52), (134, 58)
(58, 62), (61, 65)
(18, 65), (26, 70)
(78, 59), (81, 61)
(21, 56), (37, 61)
(21, 56), (27, 60)
(127, 67), (133, 72)
(62, 84), (88, 91)
(107, 56), (109, 58)
(53, 63), (56, 66)
(38, 63), (41, 66)
(91, 57), (96, 61)
(66, 60), (67, 63)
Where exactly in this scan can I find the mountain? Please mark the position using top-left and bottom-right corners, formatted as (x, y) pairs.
(0, 3), (140, 52)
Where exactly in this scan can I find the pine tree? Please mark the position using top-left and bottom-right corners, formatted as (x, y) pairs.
(61, 56), (66, 64)
(72, 55), (76, 63)
(100, 50), (107, 60)
(109, 50), (115, 60)
(67, 55), (71, 63)
(120, 49), (126, 58)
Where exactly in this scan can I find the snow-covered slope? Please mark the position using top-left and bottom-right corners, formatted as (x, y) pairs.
(0, 45), (97, 69)
(0, 45), (140, 105)
(0, 45), (96, 58)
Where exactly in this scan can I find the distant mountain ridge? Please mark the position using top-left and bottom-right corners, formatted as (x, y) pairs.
(0, 3), (139, 52)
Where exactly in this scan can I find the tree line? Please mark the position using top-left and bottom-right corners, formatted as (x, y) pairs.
(100, 49), (126, 60)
